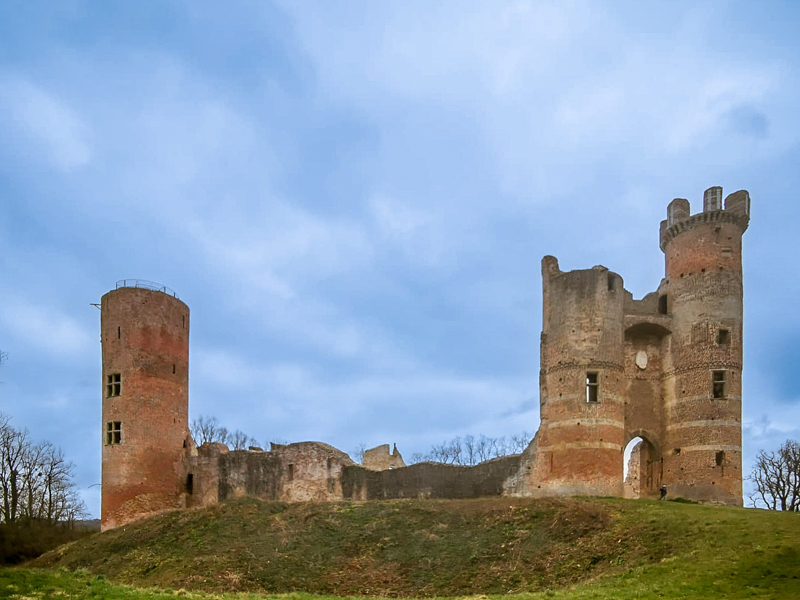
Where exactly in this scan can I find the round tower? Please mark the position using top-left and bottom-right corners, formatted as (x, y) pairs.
(533, 256), (626, 497)
(658, 187), (750, 505)
(100, 281), (191, 530)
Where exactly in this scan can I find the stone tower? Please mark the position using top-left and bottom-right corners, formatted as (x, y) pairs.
(510, 186), (748, 505)
(532, 258), (627, 497)
(100, 281), (191, 530)
(657, 187), (749, 503)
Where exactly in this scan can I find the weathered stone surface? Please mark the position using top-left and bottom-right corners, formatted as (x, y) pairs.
(362, 443), (406, 471)
(100, 284), (192, 531)
(510, 186), (748, 506)
(341, 455), (521, 500)
(100, 186), (748, 529)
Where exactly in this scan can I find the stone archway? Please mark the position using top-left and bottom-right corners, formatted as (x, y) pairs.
(623, 433), (662, 499)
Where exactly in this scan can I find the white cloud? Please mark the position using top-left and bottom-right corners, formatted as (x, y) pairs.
(0, 295), (93, 357)
(0, 75), (92, 171)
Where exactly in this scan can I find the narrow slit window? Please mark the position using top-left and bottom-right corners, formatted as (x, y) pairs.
(712, 370), (727, 399)
(716, 451), (725, 466)
(106, 421), (122, 445)
(186, 473), (194, 494)
(106, 373), (121, 397)
(288, 464), (295, 481)
(586, 372), (599, 403)
(717, 329), (730, 345)
(117, 326), (121, 339)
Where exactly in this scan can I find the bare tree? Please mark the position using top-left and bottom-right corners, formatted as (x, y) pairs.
(410, 432), (532, 466)
(228, 429), (258, 451)
(190, 415), (259, 450)
(749, 439), (800, 511)
(190, 415), (228, 446)
(351, 442), (366, 464)
(0, 415), (28, 522)
(0, 412), (87, 524)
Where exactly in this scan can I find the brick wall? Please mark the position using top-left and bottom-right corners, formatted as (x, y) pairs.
(100, 285), (191, 530)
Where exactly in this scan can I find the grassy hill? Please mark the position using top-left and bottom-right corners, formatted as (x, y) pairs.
(19, 496), (800, 598)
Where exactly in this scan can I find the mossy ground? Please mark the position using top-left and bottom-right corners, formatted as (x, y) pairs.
(11, 496), (800, 599)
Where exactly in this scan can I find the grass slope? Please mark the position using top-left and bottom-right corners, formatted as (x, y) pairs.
(23, 496), (800, 599)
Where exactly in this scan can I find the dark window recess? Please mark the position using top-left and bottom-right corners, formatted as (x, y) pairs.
(106, 373), (121, 397)
(717, 329), (731, 345)
(658, 295), (668, 315)
(716, 451), (725, 466)
(186, 473), (194, 494)
(172, 363), (176, 374)
(607, 273), (615, 291)
(674, 448), (681, 456)
(326, 458), (332, 472)
(106, 422), (122, 445)
(288, 464), (295, 481)
(117, 326), (121, 339)
(712, 370), (727, 399)
(586, 372), (599, 403)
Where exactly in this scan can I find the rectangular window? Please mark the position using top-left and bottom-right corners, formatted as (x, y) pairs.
(717, 329), (730, 345)
(288, 464), (295, 481)
(712, 370), (727, 399)
(106, 373), (121, 397)
(586, 372), (599, 403)
(106, 421), (122, 445)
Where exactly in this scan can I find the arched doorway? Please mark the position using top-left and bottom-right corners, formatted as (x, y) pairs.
(623, 435), (661, 499)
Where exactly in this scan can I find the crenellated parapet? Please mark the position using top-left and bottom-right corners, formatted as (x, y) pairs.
(659, 188), (750, 252)
(510, 185), (748, 506)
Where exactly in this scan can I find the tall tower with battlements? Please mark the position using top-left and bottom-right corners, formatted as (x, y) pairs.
(657, 187), (749, 504)
(100, 281), (192, 530)
(509, 186), (748, 505)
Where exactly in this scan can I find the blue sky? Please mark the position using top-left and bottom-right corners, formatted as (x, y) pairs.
(1, 1), (799, 517)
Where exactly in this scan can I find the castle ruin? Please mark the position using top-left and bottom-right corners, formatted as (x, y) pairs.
(100, 186), (749, 530)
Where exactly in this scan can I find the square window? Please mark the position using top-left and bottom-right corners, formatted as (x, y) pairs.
(586, 372), (599, 403)
(717, 329), (730, 345)
(106, 373), (121, 397)
(712, 370), (727, 399)
(106, 421), (122, 445)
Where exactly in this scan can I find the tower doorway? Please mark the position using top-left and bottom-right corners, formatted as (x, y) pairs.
(623, 436), (660, 499)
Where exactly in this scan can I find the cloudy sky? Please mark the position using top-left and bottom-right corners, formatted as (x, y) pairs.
(1, 1), (799, 517)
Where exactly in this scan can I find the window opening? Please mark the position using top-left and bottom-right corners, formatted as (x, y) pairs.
(172, 363), (176, 374)
(717, 329), (730, 345)
(586, 372), (599, 403)
(106, 373), (121, 397)
(712, 370), (727, 399)
(106, 422), (122, 445)
(716, 451), (725, 466)
(658, 295), (668, 315)
(673, 448), (681, 456)
(186, 473), (194, 494)
(288, 464), (295, 481)
(117, 326), (121, 339)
